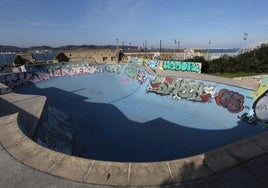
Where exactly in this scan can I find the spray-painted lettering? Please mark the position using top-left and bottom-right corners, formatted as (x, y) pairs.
(125, 64), (139, 79)
(146, 60), (159, 71)
(146, 76), (216, 102)
(106, 64), (121, 74)
(162, 61), (201, 73)
(0, 62), (103, 88)
(215, 89), (244, 113)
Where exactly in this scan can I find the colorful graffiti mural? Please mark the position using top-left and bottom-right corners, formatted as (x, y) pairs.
(248, 77), (268, 100)
(131, 57), (144, 65)
(146, 76), (216, 102)
(146, 60), (159, 71)
(136, 70), (147, 84)
(254, 91), (268, 123)
(162, 61), (201, 73)
(215, 89), (245, 113)
(130, 57), (202, 73)
(106, 64), (121, 74)
(239, 77), (268, 124)
(125, 64), (147, 84)
(0, 63), (103, 88)
(125, 64), (139, 79)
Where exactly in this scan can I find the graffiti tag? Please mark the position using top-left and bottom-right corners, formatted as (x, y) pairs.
(136, 70), (147, 84)
(146, 76), (216, 102)
(0, 63), (103, 88)
(215, 89), (244, 113)
(125, 64), (139, 79)
(146, 60), (159, 71)
(106, 64), (121, 74)
(253, 91), (268, 122)
(162, 61), (201, 73)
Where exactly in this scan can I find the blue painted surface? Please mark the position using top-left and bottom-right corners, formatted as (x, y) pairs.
(14, 64), (268, 162)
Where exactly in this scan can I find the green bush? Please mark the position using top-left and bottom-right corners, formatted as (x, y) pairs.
(208, 44), (268, 74)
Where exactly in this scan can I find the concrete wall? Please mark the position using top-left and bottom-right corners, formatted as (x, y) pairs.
(62, 49), (120, 64)
(130, 57), (202, 73)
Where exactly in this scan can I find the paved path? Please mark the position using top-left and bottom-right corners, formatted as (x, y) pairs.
(1, 140), (268, 188)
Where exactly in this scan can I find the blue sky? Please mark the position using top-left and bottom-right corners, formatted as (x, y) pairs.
(0, 0), (268, 48)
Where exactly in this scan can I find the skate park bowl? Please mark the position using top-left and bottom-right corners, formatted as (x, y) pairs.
(1, 62), (268, 186)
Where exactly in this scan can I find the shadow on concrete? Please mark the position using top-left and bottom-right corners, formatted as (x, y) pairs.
(159, 153), (268, 188)
(13, 82), (268, 164)
(0, 97), (39, 138)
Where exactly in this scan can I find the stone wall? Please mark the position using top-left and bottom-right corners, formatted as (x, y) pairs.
(62, 49), (120, 64)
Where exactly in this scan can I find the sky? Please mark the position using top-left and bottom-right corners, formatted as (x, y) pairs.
(0, 0), (268, 48)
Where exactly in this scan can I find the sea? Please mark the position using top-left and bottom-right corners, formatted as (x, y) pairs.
(0, 52), (58, 67)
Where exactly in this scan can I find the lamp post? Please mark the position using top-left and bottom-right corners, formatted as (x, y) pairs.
(243, 33), (248, 53)
(243, 33), (248, 46)
(174, 39), (177, 58)
(129, 42), (131, 51)
(160, 40), (162, 52)
(174, 39), (180, 59)
(207, 40), (211, 60)
(116, 38), (119, 49)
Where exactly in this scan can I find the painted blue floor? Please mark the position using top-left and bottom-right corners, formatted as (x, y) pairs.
(14, 65), (268, 162)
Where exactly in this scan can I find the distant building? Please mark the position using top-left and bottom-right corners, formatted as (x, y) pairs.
(13, 52), (58, 66)
(13, 52), (36, 66)
(183, 48), (195, 54)
(60, 49), (121, 64)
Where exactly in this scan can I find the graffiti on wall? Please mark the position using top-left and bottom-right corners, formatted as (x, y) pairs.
(254, 91), (268, 123)
(136, 70), (147, 84)
(215, 89), (245, 113)
(131, 57), (144, 65)
(106, 64), (121, 74)
(1, 72), (41, 88)
(248, 77), (268, 100)
(146, 76), (216, 102)
(162, 61), (201, 73)
(0, 63), (103, 88)
(34, 104), (76, 155)
(125, 64), (147, 84)
(130, 57), (202, 73)
(238, 77), (268, 125)
(46, 65), (102, 76)
(146, 60), (159, 71)
(125, 64), (139, 79)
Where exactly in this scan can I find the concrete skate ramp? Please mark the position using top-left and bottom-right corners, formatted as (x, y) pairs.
(11, 64), (268, 162)
(1, 64), (268, 186)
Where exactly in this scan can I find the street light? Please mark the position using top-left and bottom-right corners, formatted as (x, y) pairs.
(207, 40), (211, 60)
(116, 38), (119, 49)
(174, 40), (181, 51)
(174, 39), (177, 58)
(243, 33), (248, 46)
(174, 39), (181, 59)
(243, 33), (248, 53)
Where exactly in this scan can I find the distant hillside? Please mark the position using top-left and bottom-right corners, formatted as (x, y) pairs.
(0, 45), (135, 53)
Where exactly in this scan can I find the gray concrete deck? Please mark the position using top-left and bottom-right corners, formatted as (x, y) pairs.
(1, 74), (268, 187)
